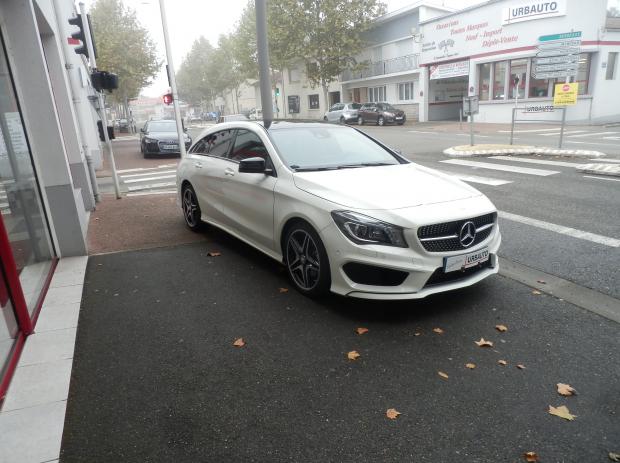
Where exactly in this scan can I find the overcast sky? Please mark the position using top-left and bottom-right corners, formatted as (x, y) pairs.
(79, 0), (619, 97)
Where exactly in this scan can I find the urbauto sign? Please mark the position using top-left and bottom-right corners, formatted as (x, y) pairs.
(502, 0), (566, 25)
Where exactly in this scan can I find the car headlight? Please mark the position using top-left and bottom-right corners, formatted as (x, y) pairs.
(331, 211), (408, 247)
(143, 137), (157, 143)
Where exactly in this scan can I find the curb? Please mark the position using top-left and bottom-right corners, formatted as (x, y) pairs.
(577, 163), (620, 177)
(443, 146), (606, 158)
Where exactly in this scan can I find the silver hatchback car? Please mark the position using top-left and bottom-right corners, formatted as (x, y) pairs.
(323, 102), (362, 124)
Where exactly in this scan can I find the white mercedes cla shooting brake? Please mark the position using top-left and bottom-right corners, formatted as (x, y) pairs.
(177, 121), (500, 299)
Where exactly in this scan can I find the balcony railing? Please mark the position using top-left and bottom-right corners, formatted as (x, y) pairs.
(341, 54), (419, 82)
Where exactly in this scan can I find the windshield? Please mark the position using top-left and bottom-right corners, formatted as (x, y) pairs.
(381, 104), (396, 111)
(148, 121), (177, 132)
(269, 127), (401, 171)
(349, 103), (362, 109)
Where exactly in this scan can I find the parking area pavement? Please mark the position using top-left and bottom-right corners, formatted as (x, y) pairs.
(60, 229), (620, 462)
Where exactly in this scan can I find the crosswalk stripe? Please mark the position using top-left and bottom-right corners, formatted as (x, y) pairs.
(499, 211), (620, 247)
(127, 181), (176, 192)
(497, 128), (559, 133)
(121, 169), (176, 179)
(438, 171), (512, 186)
(440, 159), (560, 176)
(583, 175), (620, 182)
(489, 156), (583, 168)
(590, 158), (620, 163)
(539, 130), (586, 136)
(123, 174), (176, 184)
(567, 131), (619, 138)
(117, 164), (177, 174)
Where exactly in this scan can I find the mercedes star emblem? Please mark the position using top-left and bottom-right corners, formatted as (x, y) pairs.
(459, 221), (476, 248)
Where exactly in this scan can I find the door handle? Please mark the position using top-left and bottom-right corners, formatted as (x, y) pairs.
(194, 162), (203, 169)
(224, 167), (235, 176)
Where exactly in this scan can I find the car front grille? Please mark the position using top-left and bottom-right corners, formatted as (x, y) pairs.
(423, 258), (493, 288)
(417, 213), (496, 252)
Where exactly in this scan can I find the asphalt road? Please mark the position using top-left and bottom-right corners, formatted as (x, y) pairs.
(61, 237), (620, 463)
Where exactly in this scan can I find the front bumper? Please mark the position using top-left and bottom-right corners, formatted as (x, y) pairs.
(319, 221), (501, 300)
(143, 140), (191, 154)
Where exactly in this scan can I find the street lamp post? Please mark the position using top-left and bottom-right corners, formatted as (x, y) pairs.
(158, 0), (186, 158)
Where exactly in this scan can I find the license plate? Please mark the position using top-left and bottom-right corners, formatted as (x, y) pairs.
(395, 116), (403, 120)
(163, 144), (178, 150)
(444, 248), (489, 273)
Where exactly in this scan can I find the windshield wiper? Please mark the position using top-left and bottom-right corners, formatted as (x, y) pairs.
(290, 165), (340, 172)
(336, 162), (396, 169)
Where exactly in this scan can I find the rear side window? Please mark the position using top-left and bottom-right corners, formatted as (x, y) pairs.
(229, 130), (269, 162)
(349, 103), (362, 109)
(204, 129), (235, 158)
(189, 140), (205, 154)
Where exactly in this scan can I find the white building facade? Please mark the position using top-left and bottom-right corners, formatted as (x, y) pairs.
(417, 0), (620, 123)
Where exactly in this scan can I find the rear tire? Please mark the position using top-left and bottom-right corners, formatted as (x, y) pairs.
(339, 116), (345, 124)
(284, 222), (331, 297)
(323, 116), (328, 121)
(377, 116), (385, 126)
(357, 116), (363, 125)
(181, 184), (203, 232)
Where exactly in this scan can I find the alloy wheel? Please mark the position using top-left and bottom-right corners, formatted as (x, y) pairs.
(357, 116), (363, 125)
(182, 187), (199, 228)
(286, 229), (321, 291)
(378, 116), (384, 126)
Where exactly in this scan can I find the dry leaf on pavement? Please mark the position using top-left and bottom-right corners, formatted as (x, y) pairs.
(557, 383), (576, 396)
(347, 350), (360, 360)
(498, 360), (507, 366)
(465, 363), (476, 369)
(475, 338), (493, 347)
(414, 332), (422, 336)
(537, 279), (547, 284)
(386, 408), (401, 420)
(278, 287), (289, 293)
(516, 364), (526, 369)
(532, 290), (542, 295)
(356, 327), (369, 335)
(433, 327), (444, 334)
(233, 338), (245, 347)
(495, 324), (508, 332)
(523, 451), (539, 462)
(438, 371), (449, 379)
(548, 405), (576, 421)
(207, 251), (221, 257)
(609, 452), (620, 462)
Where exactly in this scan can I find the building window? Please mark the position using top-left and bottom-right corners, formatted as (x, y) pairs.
(368, 85), (386, 102)
(509, 59), (527, 99)
(574, 53), (591, 95)
(308, 94), (319, 110)
(528, 74), (551, 98)
(606, 52), (618, 80)
(479, 63), (491, 100)
(398, 82), (415, 101)
(288, 67), (301, 83)
(493, 61), (507, 100)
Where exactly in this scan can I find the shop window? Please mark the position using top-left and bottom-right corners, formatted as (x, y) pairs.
(398, 82), (415, 101)
(574, 53), (591, 95)
(606, 52), (618, 80)
(288, 95), (300, 113)
(479, 63), (491, 100)
(368, 86), (386, 102)
(509, 59), (527, 99)
(308, 94), (320, 110)
(493, 61), (507, 100)
(528, 74), (550, 98)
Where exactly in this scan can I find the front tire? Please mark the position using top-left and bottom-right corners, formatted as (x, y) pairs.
(339, 116), (345, 124)
(357, 116), (363, 125)
(181, 184), (203, 231)
(284, 222), (331, 297)
(377, 116), (385, 126)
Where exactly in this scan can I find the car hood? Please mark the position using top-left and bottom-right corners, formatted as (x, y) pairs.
(292, 163), (481, 210)
(145, 131), (190, 141)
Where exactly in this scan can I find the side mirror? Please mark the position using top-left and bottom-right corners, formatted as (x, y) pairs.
(239, 157), (269, 174)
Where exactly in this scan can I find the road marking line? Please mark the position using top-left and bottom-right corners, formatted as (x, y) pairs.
(498, 211), (620, 247)
(123, 174), (176, 184)
(126, 190), (177, 197)
(127, 181), (176, 192)
(490, 156), (583, 168)
(451, 133), (491, 138)
(497, 128), (560, 133)
(565, 140), (620, 147)
(603, 136), (620, 140)
(567, 131), (619, 138)
(438, 171), (512, 186)
(440, 159), (560, 176)
(121, 169), (176, 179)
(408, 130), (437, 134)
(117, 164), (177, 174)
(589, 158), (620, 163)
(583, 175), (620, 182)
(539, 130), (586, 136)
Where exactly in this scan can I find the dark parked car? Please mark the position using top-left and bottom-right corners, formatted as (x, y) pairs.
(357, 102), (406, 126)
(140, 120), (191, 158)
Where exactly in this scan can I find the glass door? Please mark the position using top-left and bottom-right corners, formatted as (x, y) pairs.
(0, 260), (19, 382)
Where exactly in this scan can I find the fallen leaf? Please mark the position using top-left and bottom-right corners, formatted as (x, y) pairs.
(278, 287), (289, 293)
(475, 338), (493, 347)
(532, 290), (542, 295)
(498, 360), (507, 366)
(465, 363), (476, 369)
(207, 251), (221, 257)
(516, 364), (526, 370)
(414, 332), (422, 336)
(433, 327), (444, 334)
(233, 338), (245, 347)
(438, 371), (449, 379)
(347, 350), (360, 360)
(386, 408), (401, 420)
(537, 279), (547, 284)
(523, 451), (539, 462)
(495, 324), (508, 332)
(609, 452), (620, 462)
(356, 327), (369, 335)
(548, 405), (576, 421)
(557, 383), (576, 396)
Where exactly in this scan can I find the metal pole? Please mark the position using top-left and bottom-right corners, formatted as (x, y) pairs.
(469, 113), (474, 146)
(510, 108), (515, 145)
(459, 108), (462, 131)
(559, 107), (566, 149)
(158, 0), (187, 157)
(79, 2), (121, 199)
(255, 0), (273, 126)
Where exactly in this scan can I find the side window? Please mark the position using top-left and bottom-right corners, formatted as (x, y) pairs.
(229, 130), (269, 162)
(189, 139), (205, 154)
(205, 129), (235, 158)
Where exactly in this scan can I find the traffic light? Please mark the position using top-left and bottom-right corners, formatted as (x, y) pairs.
(68, 14), (88, 58)
(163, 93), (173, 105)
(275, 87), (280, 97)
